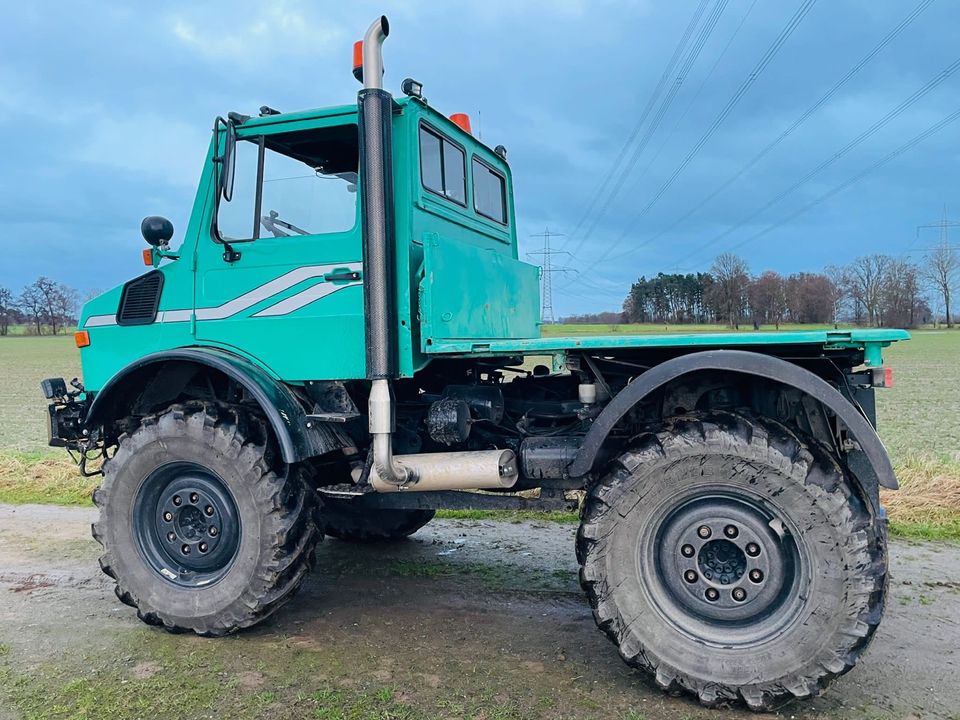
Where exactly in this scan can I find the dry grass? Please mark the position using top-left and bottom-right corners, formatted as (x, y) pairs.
(882, 457), (960, 540)
(0, 452), (97, 506)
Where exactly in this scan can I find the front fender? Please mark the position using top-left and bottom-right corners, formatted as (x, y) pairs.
(85, 347), (338, 464)
(569, 349), (896, 502)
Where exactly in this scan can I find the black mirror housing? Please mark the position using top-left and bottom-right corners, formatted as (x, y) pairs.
(141, 216), (174, 247)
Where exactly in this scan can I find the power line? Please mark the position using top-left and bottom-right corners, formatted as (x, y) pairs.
(580, 0), (818, 272)
(675, 53), (960, 269)
(564, 0), (730, 258)
(689, 105), (960, 260)
(604, 0), (935, 266)
(527, 229), (573, 324)
(560, 0), (712, 252)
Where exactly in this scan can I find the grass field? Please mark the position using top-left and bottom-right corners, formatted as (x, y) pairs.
(1, 326), (958, 538)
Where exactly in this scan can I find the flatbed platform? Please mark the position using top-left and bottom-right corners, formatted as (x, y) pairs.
(425, 328), (910, 366)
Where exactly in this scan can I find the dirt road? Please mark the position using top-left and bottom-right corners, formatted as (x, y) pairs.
(0, 504), (958, 720)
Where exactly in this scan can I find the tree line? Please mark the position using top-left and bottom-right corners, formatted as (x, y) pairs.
(0, 278), (80, 336)
(563, 244), (958, 329)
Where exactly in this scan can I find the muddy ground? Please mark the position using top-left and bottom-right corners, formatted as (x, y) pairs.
(0, 504), (958, 720)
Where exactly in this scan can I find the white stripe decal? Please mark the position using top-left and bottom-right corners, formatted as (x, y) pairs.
(84, 314), (117, 327)
(252, 279), (361, 317)
(83, 262), (362, 328)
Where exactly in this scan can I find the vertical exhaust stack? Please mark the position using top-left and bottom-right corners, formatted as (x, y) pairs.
(356, 16), (515, 493)
(357, 15), (408, 485)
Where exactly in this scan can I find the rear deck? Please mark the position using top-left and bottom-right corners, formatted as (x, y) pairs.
(425, 328), (910, 367)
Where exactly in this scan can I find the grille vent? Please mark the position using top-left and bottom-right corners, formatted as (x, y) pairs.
(117, 271), (164, 326)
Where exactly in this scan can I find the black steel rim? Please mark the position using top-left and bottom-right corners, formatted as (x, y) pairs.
(641, 487), (806, 647)
(133, 462), (241, 588)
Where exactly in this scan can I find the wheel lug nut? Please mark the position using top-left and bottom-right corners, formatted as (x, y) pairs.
(166, 531), (176, 542)
(697, 525), (711, 539)
(705, 588), (719, 602)
(684, 570), (698, 583)
(172, 495), (182, 506)
(199, 542), (208, 553)
(681, 544), (695, 558)
(749, 569), (764, 583)
(704, 571), (713, 580)
(205, 505), (215, 517)
(209, 526), (219, 537)
(746, 542), (760, 557)
(163, 511), (173, 522)
(724, 525), (739, 538)
(732, 587), (747, 602)
(190, 493), (199, 504)
(181, 544), (191, 555)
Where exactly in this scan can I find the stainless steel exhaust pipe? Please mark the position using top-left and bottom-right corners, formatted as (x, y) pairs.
(369, 449), (519, 493)
(358, 15), (408, 485)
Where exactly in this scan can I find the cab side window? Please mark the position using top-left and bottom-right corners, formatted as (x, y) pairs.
(472, 158), (507, 224)
(419, 125), (466, 205)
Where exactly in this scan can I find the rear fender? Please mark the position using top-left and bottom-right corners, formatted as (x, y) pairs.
(569, 349), (896, 512)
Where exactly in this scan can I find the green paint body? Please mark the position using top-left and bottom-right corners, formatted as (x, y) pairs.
(76, 97), (908, 391)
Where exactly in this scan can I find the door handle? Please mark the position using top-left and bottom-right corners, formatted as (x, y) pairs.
(324, 270), (361, 282)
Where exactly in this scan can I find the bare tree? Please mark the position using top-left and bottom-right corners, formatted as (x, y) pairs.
(840, 255), (890, 327)
(707, 253), (750, 329)
(19, 284), (45, 335)
(749, 271), (787, 328)
(0, 287), (13, 336)
(882, 258), (925, 328)
(921, 241), (959, 327)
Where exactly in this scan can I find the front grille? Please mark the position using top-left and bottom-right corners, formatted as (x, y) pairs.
(117, 271), (163, 326)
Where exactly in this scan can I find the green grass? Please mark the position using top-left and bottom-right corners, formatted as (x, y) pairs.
(436, 509), (580, 524)
(0, 334), (80, 450)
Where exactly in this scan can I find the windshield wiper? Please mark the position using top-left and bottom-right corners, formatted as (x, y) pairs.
(261, 210), (309, 238)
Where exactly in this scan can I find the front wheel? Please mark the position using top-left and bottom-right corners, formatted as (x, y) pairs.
(93, 403), (319, 636)
(576, 413), (887, 710)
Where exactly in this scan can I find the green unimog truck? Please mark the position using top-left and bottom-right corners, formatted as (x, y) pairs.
(42, 16), (908, 710)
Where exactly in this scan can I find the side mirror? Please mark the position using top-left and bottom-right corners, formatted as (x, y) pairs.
(141, 216), (174, 247)
(221, 121), (237, 201)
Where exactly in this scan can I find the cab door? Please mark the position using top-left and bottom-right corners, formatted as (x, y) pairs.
(194, 115), (366, 380)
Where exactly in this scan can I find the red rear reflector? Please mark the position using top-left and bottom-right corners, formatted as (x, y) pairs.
(884, 367), (894, 388)
(74, 330), (90, 348)
(142, 248), (154, 266)
(449, 113), (472, 134)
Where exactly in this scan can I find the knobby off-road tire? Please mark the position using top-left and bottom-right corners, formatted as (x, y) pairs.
(318, 496), (435, 542)
(92, 403), (320, 636)
(576, 412), (886, 711)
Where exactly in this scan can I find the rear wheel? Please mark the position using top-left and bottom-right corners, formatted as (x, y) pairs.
(577, 412), (886, 710)
(319, 496), (435, 542)
(93, 403), (319, 636)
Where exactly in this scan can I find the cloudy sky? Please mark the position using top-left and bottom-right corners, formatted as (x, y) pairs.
(2, 0), (959, 317)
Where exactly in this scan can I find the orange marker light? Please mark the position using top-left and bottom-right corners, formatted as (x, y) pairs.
(352, 40), (363, 81)
(142, 248), (154, 266)
(449, 113), (472, 135)
(74, 330), (90, 349)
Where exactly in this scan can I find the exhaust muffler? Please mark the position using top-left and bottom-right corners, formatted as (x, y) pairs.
(369, 449), (518, 493)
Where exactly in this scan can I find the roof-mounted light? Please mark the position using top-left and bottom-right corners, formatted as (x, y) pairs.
(401, 78), (424, 100)
(352, 40), (364, 81)
(449, 113), (472, 135)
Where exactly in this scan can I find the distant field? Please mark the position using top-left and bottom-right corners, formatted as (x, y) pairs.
(0, 327), (958, 537)
(0, 335), (79, 450)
